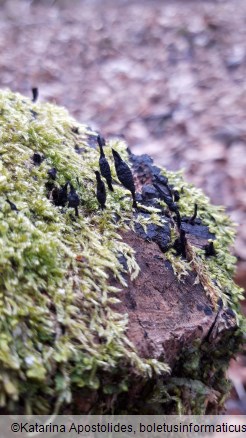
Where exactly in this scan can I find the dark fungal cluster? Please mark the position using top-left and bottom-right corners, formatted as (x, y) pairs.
(31, 87), (39, 103)
(129, 152), (217, 259)
(50, 181), (80, 216)
(32, 151), (44, 165)
(58, 127), (218, 260)
(18, 87), (215, 262)
(112, 148), (137, 208)
(31, 130), (137, 216)
(26, 88), (138, 216)
(95, 170), (106, 210)
(98, 135), (113, 192)
(14, 88), (218, 261)
(14, 97), (217, 263)
(95, 134), (137, 210)
(51, 181), (69, 207)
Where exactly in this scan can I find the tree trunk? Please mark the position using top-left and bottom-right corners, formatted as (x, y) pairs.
(0, 90), (242, 415)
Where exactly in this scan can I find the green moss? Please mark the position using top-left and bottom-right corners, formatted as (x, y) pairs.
(0, 90), (168, 413)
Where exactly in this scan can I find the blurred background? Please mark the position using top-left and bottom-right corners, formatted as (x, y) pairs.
(0, 0), (245, 413)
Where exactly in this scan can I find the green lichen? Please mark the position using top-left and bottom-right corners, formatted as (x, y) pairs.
(0, 90), (168, 413)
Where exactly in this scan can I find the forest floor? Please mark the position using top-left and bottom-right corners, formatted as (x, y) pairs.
(0, 0), (245, 413)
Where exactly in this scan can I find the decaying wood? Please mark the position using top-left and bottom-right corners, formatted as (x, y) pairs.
(113, 231), (216, 366)
(68, 132), (241, 415)
(110, 151), (237, 368)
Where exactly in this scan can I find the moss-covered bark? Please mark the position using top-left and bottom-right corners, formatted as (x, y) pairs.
(0, 90), (243, 414)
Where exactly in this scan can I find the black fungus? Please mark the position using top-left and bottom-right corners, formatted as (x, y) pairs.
(47, 168), (57, 180)
(95, 170), (106, 210)
(71, 126), (79, 134)
(173, 189), (180, 202)
(6, 198), (18, 212)
(45, 181), (55, 192)
(74, 144), (81, 154)
(52, 182), (69, 207)
(32, 87), (39, 103)
(97, 135), (105, 146)
(189, 203), (198, 225)
(205, 241), (216, 257)
(97, 135), (113, 191)
(153, 182), (178, 212)
(175, 210), (181, 229)
(173, 229), (187, 258)
(32, 152), (43, 165)
(68, 183), (80, 216)
(112, 149), (137, 208)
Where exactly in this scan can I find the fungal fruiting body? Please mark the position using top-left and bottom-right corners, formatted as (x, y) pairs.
(52, 181), (69, 207)
(47, 167), (57, 180)
(97, 135), (114, 192)
(68, 183), (80, 216)
(95, 170), (106, 209)
(173, 189), (180, 202)
(173, 229), (187, 258)
(205, 241), (216, 257)
(32, 152), (43, 165)
(189, 203), (198, 224)
(152, 182), (178, 213)
(112, 148), (137, 208)
(32, 87), (39, 102)
(175, 210), (181, 229)
(6, 198), (18, 212)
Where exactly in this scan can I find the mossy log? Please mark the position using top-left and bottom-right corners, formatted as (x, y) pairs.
(0, 90), (243, 415)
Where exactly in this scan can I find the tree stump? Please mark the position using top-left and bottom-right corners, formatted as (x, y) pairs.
(0, 90), (243, 415)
